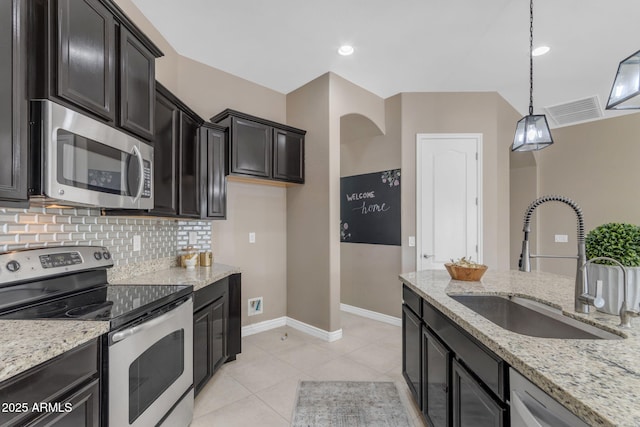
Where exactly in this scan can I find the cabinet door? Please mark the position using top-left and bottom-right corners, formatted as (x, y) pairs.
(451, 359), (505, 427)
(200, 126), (227, 218)
(178, 113), (200, 217)
(402, 304), (422, 409)
(273, 129), (304, 183)
(210, 295), (228, 373)
(151, 90), (178, 216)
(0, 0), (27, 202)
(227, 274), (242, 361)
(230, 117), (271, 178)
(56, 0), (116, 121)
(194, 305), (213, 395)
(119, 27), (155, 140)
(422, 326), (450, 427)
(28, 379), (100, 427)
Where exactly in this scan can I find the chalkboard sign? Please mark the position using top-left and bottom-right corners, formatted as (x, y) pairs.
(340, 169), (401, 246)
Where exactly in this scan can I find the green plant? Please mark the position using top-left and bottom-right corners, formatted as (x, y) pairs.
(585, 223), (640, 267)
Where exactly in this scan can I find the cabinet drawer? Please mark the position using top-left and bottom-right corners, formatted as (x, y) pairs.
(194, 277), (229, 311)
(423, 300), (506, 401)
(402, 285), (422, 317)
(0, 339), (99, 426)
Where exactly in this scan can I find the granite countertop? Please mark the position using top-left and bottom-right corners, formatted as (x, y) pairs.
(109, 262), (241, 291)
(0, 320), (109, 383)
(400, 269), (640, 427)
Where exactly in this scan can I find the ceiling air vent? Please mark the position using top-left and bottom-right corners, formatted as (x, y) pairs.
(544, 96), (603, 127)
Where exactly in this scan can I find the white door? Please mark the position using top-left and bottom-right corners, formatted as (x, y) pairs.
(416, 134), (482, 270)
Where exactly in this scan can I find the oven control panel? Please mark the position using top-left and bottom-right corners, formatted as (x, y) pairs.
(39, 252), (83, 269)
(0, 246), (113, 285)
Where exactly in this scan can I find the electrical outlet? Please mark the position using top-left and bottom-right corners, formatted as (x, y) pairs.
(555, 234), (568, 243)
(409, 236), (416, 247)
(249, 232), (256, 243)
(133, 235), (141, 252)
(248, 297), (263, 316)
(188, 231), (198, 245)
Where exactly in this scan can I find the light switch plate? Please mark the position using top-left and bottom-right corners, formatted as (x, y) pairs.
(249, 232), (256, 243)
(133, 235), (141, 251)
(554, 234), (569, 243)
(409, 236), (416, 247)
(188, 231), (198, 245)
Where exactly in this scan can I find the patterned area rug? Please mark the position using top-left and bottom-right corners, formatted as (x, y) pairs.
(291, 381), (412, 427)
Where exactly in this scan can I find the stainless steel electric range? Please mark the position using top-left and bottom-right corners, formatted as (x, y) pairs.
(0, 246), (194, 427)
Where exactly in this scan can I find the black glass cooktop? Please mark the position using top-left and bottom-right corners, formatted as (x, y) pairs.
(0, 283), (192, 330)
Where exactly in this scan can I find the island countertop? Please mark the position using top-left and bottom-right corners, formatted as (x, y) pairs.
(399, 269), (640, 427)
(109, 262), (241, 291)
(0, 320), (108, 383)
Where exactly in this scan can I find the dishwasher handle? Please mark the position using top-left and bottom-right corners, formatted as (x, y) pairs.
(511, 391), (573, 427)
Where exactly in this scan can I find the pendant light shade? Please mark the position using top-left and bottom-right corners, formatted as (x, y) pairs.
(511, 0), (553, 152)
(606, 49), (640, 109)
(512, 114), (553, 151)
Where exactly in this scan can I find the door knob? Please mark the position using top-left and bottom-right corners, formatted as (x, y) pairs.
(423, 254), (433, 259)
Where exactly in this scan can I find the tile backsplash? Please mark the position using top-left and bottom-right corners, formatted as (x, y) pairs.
(0, 207), (212, 269)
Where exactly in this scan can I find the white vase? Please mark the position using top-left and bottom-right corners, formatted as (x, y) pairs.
(586, 264), (640, 315)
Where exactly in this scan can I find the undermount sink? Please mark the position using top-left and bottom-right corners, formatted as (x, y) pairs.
(449, 294), (623, 340)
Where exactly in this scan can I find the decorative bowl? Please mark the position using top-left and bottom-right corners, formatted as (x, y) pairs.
(445, 263), (488, 281)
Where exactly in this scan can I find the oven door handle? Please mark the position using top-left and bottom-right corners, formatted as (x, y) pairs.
(111, 299), (187, 344)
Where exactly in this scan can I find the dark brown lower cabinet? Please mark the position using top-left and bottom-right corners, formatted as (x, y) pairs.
(193, 274), (242, 396)
(402, 304), (422, 409)
(194, 290), (227, 395)
(452, 359), (505, 427)
(0, 339), (100, 427)
(422, 326), (450, 427)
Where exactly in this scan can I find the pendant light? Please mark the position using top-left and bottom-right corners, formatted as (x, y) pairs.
(511, 0), (553, 152)
(606, 49), (640, 109)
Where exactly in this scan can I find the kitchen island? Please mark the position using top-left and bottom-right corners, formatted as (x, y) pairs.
(400, 269), (640, 426)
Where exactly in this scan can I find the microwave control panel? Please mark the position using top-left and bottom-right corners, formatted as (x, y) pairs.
(142, 161), (152, 198)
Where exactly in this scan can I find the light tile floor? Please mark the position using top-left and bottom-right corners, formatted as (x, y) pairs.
(192, 312), (428, 426)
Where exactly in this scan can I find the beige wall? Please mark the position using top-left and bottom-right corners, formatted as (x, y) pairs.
(115, 0), (289, 326)
(400, 92), (518, 273)
(509, 152), (538, 270)
(515, 113), (640, 276)
(340, 95), (402, 318)
(212, 181), (287, 326)
(286, 74), (333, 331)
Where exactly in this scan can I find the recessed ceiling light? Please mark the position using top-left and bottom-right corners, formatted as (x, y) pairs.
(532, 46), (550, 57)
(338, 45), (354, 56)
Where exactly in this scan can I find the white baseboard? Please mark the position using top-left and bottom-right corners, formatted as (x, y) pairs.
(286, 317), (343, 342)
(340, 303), (402, 327)
(241, 316), (286, 337)
(241, 316), (342, 342)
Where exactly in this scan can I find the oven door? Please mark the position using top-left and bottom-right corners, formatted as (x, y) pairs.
(37, 99), (153, 209)
(108, 297), (193, 427)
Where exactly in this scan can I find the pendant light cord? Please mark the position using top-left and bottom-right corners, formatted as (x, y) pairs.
(529, 0), (534, 116)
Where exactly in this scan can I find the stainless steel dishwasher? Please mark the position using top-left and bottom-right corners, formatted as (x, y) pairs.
(510, 368), (588, 427)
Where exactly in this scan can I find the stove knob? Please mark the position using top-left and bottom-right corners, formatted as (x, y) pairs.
(93, 252), (102, 260)
(102, 251), (111, 260)
(6, 260), (20, 272)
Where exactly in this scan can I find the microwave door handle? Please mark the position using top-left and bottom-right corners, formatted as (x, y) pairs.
(131, 146), (144, 202)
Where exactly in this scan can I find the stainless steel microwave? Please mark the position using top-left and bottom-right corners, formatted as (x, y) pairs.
(30, 100), (153, 209)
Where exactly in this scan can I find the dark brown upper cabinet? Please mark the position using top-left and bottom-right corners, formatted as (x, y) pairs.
(151, 84), (179, 216)
(210, 109), (306, 184)
(200, 123), (228, 219)
(178, 111), (201, 218)
(119, 27), (155, 140)
(56, 0), (116, 122)
(273, 128), (304, 183)
(29, 0), (162, 140)
(0, 0), (28, 204)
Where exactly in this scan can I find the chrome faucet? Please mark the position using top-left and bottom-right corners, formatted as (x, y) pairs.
(580, 257), (640, 328)
(518, 195), (588, 313)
